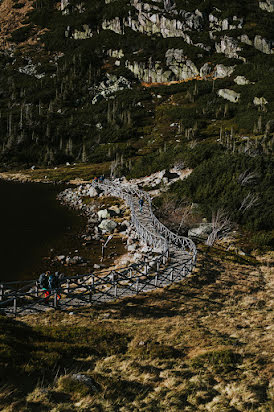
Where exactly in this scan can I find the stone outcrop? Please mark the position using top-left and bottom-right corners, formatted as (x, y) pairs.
(234, 76), (251, 85)
(217, 89), (240, 103)
(213, 64), (235, 78)
(254, 35), (273, 54)
(259, 0), (274, 12)
(61, 0), (84, 15)
(209, 13), (243, 32)
(65, 24), (93, 40)
(92, 74), (132, 104)
(102, 0), (205, 39)
(125, 55), (199, 83)
(98, 219), (117, 233)
(215, 35), (242, 59)
(253, 96), (268, 106)
(240, 34), (274, 54)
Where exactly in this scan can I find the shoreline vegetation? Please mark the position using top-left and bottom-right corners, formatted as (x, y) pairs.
(0, 165), (273, 410)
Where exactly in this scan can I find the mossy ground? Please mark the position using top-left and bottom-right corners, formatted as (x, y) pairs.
(1, 246), (273, 411)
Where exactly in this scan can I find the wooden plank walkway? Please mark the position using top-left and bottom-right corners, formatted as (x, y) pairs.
(0, 179), (197, 316)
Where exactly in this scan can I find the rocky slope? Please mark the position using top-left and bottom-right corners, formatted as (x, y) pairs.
(0, 0), (273, 245)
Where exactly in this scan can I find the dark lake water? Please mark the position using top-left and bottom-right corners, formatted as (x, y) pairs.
(0, 180), (85, 282)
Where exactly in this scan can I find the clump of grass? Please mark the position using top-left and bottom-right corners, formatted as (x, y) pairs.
(129, 340), (183, 360)
(191, 349), (241, 373)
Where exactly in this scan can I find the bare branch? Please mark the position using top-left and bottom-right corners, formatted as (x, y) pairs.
(238, 170), (259, 186)
(206, 209), (233, 246)
(239, 192), (259, 213)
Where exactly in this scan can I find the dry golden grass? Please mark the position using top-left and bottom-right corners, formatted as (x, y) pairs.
(1, 245), (273, 411)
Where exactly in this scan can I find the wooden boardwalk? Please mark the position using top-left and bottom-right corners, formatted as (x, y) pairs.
(0, 179), (197, 316)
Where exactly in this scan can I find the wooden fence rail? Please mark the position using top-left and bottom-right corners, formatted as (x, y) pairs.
(0, 179), (197, 316)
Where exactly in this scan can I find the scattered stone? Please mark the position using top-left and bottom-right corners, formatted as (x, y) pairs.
(71, 374), (99, 391)
(98, 219), (117, 233)
(56, 255), (65, 261)
(253, 96), (268, 106)
(217, 89), (240, 103)
(98, 209), (111, 220)
(234, 75), (251, 85)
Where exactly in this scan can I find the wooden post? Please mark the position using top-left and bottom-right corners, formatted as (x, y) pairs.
(144, 263), (148, 276)
(170, 269), (174, 281)
(54, 292), (58, 308)
(0, 284), (3, 301)
(13, 297), (17, 315)
(183, 267), (186, 277)
(156, 260), (160, 271)
(114, 282), (117, 297)
(65, 280), (70, 294)
(136, 278), (139, 293)
(154, 275), (158, 286)
(129, 268), (132, 278)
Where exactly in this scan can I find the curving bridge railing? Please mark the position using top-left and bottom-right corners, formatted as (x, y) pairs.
(0, 179), (197, 316)
(92, 179), (197, 266)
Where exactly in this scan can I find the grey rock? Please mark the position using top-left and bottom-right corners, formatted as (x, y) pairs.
(234, 76), (250, 85)
(200, 62), (212, 77)
(56, 255), (66, 261)
(214, 64), (235, 78)
(253, 96), (268, 106)
(254, 35), (273, 54)
(128, 244), (137, 252)
(98, 209), (111, 220)
(188, 223), (213, 239)
(259, 0), (274, 12)
(217, 89), (240, 103)
(71, 374), (98, 391)
(87, 187), (98, 197)
(98, 219), (117, 233)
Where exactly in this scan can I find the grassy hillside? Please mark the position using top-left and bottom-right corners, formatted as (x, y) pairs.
(0, 246), (273, 411)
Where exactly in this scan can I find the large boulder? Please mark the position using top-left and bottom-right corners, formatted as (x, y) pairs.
(214, 64), (235, 78)
(87, 186), (99, 197)
(259, 0), (274, 13)
(98, 209), (111, 220)
(98, 219), (117, 233)
(188, 223), (213, 240)
(234, 76), (250, 85)
(254, 35), (273, 54)
(253, 96), (268, 106)
(217, 89), (240, 103)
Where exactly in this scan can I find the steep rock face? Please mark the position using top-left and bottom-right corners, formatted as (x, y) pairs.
(240, 34), (274, 54)
(215, 36), (243, 59)
(102, 0), (205, 39)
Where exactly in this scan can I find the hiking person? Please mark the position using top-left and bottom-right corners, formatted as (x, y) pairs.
(39, 271), (50, 304)
(49, 272), (61, 301)
(139, 197), (144, 212)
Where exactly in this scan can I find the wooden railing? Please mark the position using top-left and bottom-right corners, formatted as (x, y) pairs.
(0, 179), (197, 315)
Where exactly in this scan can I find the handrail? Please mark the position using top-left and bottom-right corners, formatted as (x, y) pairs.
(0, 178), (197, 315)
